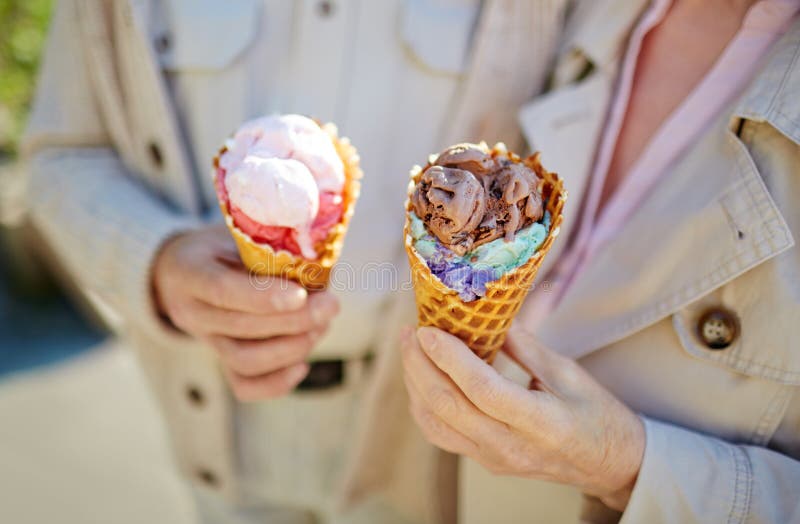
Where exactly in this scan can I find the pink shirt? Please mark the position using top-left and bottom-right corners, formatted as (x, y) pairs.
(525, 0), (800, 328)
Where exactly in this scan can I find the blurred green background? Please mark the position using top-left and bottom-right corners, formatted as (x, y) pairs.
(0, 0), (53, 158)
(0, 0), (105, 376)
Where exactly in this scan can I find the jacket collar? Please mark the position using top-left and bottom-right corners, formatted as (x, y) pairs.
(732, 16), (800, 145)
(560, 0), (651, 71)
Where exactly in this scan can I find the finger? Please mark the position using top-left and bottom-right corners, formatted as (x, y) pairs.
(505, 324), (580, 393)
(190, 293), (338, 339)
(400, 326), (508, 442)
(416, 327), (549, 427)
(225, 363), (309, 402)
(190, 261), (310, 314)
(406, 386), (479, 456)
(208, 330), (323, 377)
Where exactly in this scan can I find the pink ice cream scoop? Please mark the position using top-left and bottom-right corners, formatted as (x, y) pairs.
(220, 114), (345, 193)
(216, 114), (346, 260)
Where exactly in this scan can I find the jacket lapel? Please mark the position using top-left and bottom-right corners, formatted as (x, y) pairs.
(537, 72), (797, 359)
(524, 5), (800, 360)
(516, 0), (650, 276)
(75, 1), (136, 163)
(441, 0), (570, 150)
(733, 17), (800, 147)
(77, 0), (202, 214)
(517, 74), (612, 276)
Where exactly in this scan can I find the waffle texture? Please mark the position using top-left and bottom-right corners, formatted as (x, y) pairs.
(214, 123), (362, 290)
(404, 144), (566, 362)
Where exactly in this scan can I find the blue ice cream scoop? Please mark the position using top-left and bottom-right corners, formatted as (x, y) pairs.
(409, 211), (550, 301)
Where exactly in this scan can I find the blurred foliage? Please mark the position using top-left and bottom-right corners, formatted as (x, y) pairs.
(0, 0), (53, 158)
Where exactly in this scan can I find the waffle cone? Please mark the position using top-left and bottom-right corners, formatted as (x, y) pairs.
(404, 143), (566, 362)
(214, 122), (362, 291)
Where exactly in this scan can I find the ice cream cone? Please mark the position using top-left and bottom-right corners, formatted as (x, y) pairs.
(404, 144), (566, 362)
(214, 122), (362, 290)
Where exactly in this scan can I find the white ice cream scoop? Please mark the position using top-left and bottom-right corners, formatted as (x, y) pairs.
(222, 114), (345, 193)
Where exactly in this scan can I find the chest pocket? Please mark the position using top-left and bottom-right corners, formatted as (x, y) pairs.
(668, 122), (799, 446)
(672, 285), (800, 386)
(401, 0), (481, 75)
(669, 273), (799, 446)
(157, 0), (261, 72)
(671, 121), (799, 386)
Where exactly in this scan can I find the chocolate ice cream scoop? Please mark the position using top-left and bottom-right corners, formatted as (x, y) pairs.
(470, 164), (543, 246)
(434, 143), (496, 175)
(411, 165), (486, 255)
(412, 143), (545, 255)
(494, 163), (544, 233)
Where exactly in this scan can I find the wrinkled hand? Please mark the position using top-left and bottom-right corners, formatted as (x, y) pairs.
(400, 325), (645, 511)
(152, 225), (339, 401)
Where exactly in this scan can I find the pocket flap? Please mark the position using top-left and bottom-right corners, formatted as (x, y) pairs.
(401, 0), (481, 74)
(160, 0), (260, 71)
(672, 299), (800, 385)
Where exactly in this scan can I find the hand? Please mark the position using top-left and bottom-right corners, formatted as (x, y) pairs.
(400, 325), (645, 511)
(152, 225), (340, 401)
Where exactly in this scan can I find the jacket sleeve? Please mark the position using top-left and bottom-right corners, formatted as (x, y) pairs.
(22, 0), (201, 333)
(620, 417), (800, 524)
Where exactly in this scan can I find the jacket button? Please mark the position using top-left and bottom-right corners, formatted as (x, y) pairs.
(148, 141), (164, 169)
(697, 307), (739, 350)
(154, 33), (171, 53)
(186, 385), (205, 407)
(197, 468), (219, 488)
(317, 0), (335, 17)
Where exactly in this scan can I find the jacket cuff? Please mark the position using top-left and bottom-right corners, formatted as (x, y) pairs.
(26, 148), (204, 339)
(620, 417), (753, 524)
(117, 211), (202, 337)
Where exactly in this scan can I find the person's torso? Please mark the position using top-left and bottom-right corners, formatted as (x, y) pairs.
(151, 0), (482, 358)
(77, 0), (800, 518)
(139, 0), (800, 454)
(531, 9), (800, 456)
(468, 8), (800, 523)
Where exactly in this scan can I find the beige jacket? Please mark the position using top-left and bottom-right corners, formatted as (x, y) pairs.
(348, 2), (800, 524)
(22, 0), (567, 521)
(23, 0), (800, 522)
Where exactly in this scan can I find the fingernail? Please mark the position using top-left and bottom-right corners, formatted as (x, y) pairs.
(417, 327), (437, 349)
(311, 293), (339, 326)
(273, 286), (307, 311)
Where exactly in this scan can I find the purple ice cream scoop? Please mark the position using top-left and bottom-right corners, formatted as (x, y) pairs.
(426, 244), (499, 301)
